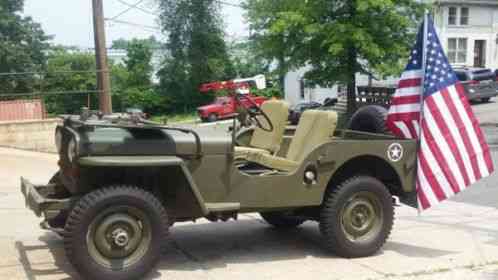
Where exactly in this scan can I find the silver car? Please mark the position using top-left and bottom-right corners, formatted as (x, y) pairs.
(454, 67), (497, 103)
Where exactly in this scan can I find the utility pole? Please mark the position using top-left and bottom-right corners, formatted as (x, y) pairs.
(92, 0), (112, 114)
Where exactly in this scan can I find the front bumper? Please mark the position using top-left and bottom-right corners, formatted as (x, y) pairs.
(20, 177), (71, 218)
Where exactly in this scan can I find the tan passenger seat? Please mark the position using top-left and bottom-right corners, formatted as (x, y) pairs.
(245, 110), (338, 172)
(234, 100), (290, 158)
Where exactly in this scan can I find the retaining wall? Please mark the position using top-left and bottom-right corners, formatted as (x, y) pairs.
(0, 119), (60, 153)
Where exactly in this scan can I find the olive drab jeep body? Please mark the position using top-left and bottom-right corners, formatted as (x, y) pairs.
(21, 100), (418, 280)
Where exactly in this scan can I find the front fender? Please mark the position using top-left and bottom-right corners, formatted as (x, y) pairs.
(78, 156), (209, 216)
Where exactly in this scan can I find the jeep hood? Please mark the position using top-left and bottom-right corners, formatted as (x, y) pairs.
(79, 126), (232, 157)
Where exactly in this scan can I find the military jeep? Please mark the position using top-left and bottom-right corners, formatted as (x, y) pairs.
(21, 100), (418, 280)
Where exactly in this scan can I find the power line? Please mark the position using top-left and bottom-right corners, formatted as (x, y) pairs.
(114, 0), (159, 16)
(105, 18), (160, 32)
(109, 0), (147, 21)
(216, 0), (243, 8)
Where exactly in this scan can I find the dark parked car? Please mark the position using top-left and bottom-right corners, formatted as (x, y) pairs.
(454, 67), (497, 103)
(288, 101), (322, 125)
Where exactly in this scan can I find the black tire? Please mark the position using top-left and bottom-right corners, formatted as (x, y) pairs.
(208, 113), (218, 122)
(260, 211), (305, 228)
(347, 105), (389, 134)
(481, 97), (491, 103)
(319, 176), (394, 258)
(64, 186), (169, 280)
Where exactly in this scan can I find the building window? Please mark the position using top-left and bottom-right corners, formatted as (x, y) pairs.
(448, 7), (457, 25)
(460, 7), (469, 25)
(447, 38), (467, 64)
(448, 7), (469, 26)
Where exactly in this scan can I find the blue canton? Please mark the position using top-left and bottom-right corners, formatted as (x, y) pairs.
(423, 17), (458, 97)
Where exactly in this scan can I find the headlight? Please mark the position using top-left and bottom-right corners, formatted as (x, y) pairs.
(67, 138), (77, 162)
(55, 128), (63, 153)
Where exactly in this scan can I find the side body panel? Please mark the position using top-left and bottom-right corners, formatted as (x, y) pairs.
(189, 139), (418, 212)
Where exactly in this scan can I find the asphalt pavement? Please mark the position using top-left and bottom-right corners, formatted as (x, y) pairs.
(1, 99), (498, 279)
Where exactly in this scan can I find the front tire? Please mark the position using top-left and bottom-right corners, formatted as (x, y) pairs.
(319, 176), (393, 258)
(64, 186), (168, 280)
(260, 211), (305, 228)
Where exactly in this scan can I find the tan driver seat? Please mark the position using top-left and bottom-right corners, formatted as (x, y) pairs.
(245, 110), (338, 172)
(234, 100), (290, 158)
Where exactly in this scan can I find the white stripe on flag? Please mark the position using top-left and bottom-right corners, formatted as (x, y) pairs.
(417, 159), (440, 206)
(395, 121), (413, 139)
(420, 127), (456, 198)
(389, 103), (421, 114)
(395, 86), (422, 97)
(432, 92), (476, 183)
(424, 103), (466, 191)
(448, 86), (490, 177)
(400, 70), (424, 80)
(412, 120), (420, 138)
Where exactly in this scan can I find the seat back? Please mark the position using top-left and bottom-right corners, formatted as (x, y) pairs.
(286, 110), (338, 162)
(249, 100), (290, 154)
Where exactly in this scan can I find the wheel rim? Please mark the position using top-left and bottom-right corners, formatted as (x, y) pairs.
(340, 191), (383, 243)
(87, 205), (152, 269)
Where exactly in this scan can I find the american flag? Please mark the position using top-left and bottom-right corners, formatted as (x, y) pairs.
(386, 16), (494, 210)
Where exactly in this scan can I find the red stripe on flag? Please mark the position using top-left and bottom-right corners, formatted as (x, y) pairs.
(426, 93), (470, 186)
(443, 86), (481, 180)
(418, 150), (447, 202)
(455, 83), (494, 173)
(416, 177), (431, 210)
(398, 78), (422, 89)
(391, 95), (421, 105)
(420, 111), (461, 194)
(386, 120), (404, 137)
(386, 112), (421, 123)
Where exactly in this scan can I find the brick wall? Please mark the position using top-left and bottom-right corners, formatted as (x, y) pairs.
(0, 119), (61, 153)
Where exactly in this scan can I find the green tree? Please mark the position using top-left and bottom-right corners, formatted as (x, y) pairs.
(0, 0), (50, 94)
(115, 39), (164, 114)
(111, 36), (162, 50)
(42, 49), (97, 114)
(157, 0), (235, 112)
(244, 0), (424, 114)
(228, 39), (269, 78)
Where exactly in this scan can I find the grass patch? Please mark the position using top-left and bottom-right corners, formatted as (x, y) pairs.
(150, 112), (198, 124)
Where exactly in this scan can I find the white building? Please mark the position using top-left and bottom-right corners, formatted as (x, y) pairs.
(284, 66), (340, 106)
(432, 0), (498, 69)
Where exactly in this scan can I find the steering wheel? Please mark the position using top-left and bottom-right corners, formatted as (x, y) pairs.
(234, 94), (274, 132)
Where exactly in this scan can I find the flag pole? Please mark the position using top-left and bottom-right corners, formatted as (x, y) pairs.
(416, 10), (430, 214)
(420, 10), (429, 123)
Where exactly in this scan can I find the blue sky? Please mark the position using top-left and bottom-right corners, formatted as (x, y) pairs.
(23, 0), (248, 48)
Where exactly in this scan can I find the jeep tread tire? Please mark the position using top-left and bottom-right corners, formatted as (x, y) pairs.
(347, 105), (389, 134)
(64, 186), (169, 280)
(319, 176), (394, 258)
(260, 211), (305, 228)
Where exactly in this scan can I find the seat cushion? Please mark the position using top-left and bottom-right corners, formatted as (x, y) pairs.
(245, 110), (338, 173)
(245, 152), (299, 172)
(287, 110), (338, 162)
(249, 100), (290, 154)
(234, 146), (270, 159)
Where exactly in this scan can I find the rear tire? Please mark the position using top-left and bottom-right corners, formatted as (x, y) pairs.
(208, 113), (218, 122)
(260, 211), (305, 228)
(481, 97), (491, 103)
(320, 176), (393, 258)
(64, 186), (168, 280)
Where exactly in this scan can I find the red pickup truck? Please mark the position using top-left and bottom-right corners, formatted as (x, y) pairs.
(197, 94), (267, 122)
